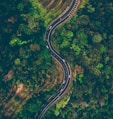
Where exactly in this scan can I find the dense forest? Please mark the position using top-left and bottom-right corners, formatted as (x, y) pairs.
(0, 0), (113, 119)
(51, 0), (113, 119)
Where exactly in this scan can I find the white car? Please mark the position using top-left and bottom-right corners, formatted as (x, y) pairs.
(49, 26), (52, 29)
(62, 80), (65, 84)
(46, 45), (49, 49)
(63, 59), (65, 62)
(60, 88), (64, 92)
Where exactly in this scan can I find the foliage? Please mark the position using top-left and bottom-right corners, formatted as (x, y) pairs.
(50, 0), (113, 118)
(14, 58), (21, 65)
(9, 37), (28, 46)
(92, 33), (103, 43)
(0, 0), (113, 119)
(54, 95), (70, 116)
(0, 0), (53, 118)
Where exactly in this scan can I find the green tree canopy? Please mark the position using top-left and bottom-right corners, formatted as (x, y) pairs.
(92, 33), (103, 43)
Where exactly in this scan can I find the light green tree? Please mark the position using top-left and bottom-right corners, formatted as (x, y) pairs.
(96, 63), (103, 69)
(66, 31), (74, 39)
(9, 37), (28, 46)
(70, 44), (81, 55)
(87, 4), (95, 13)
(92, 33), (103, 43)
(14, 58), (21, 65)
(61, 40), (70, 48)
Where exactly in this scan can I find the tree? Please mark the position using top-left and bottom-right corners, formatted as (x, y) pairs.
(76, 31), (88, 48)
(92, 33), (103, 43)
(77, 15), (90, 26)
(87, 4), (95, 13)
(96, 63), (103, 69)
(60, 40), (70, 49)
(9, 37), (28, 46)
(70, 44), (81, 55)
(65, 31), (74, 39)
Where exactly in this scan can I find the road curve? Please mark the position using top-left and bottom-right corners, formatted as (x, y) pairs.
(35, 0), (80, 119)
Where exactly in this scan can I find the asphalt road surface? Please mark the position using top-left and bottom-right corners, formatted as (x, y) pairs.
(34, 0), (80, 118)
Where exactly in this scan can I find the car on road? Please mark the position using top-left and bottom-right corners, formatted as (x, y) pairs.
(49, 26), (52, 29)
(60, 18), (62, 21)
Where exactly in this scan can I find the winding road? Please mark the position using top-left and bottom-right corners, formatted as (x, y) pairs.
(35, 0), (80, 118)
